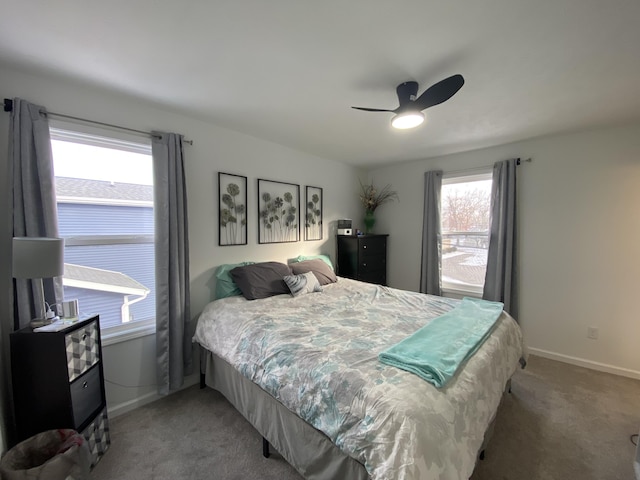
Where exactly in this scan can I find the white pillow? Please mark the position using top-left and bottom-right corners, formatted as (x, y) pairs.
(283, 271), (323, 297)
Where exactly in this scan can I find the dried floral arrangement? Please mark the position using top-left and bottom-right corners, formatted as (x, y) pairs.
(359, 180), (399, 212)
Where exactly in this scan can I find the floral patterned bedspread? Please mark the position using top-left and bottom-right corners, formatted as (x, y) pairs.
(193, 278), (524, 480)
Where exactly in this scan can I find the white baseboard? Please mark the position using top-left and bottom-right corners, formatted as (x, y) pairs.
(108, 391), (160, 418)
(107, 375), (200, 418)
(528, 348), (640, 380)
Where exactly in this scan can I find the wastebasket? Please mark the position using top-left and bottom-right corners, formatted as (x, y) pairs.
(0, 429), (91, 480)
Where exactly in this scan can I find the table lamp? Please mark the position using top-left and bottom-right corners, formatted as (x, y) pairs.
(12, 237), (65, 327)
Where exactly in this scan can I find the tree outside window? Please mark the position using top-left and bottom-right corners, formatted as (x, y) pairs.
(441, 173), (492, 295)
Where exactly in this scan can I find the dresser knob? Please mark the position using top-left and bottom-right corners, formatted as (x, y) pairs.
(363, 245), (367, 249)
(83, 381), (88, 389)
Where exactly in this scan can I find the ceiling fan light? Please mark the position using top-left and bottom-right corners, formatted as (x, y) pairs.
(391, 111), (425, 129)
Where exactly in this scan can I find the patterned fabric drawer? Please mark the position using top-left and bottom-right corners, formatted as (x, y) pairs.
(66, 320), (100, 382)
(82, 407), (110, 468)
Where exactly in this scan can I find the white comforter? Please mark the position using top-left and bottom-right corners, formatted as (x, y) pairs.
(194, 278), (524, 480)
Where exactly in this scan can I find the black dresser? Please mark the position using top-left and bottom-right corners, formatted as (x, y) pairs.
(10, 314), (110, 467)
(336, 234), (388, 285)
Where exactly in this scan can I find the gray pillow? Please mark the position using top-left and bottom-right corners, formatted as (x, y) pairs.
(289, 254), (334, 270)
(283, 272), (323, 297)
(230, 262), (292, 300)
(290, 258), (337, 285)
(214, 262), (256, 299)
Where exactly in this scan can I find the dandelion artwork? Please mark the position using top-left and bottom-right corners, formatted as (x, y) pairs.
(218, 173), (247, 246)
(304, 186), (323, 241)
(257, 179), (300, 244)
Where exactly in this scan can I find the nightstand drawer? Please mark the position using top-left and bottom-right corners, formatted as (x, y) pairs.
(71, 365), (103, 428)
(66, 320), (100, 381)
(82, 407), (110, 468)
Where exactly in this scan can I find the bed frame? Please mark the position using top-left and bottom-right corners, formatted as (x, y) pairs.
(199, 346), (510, 480)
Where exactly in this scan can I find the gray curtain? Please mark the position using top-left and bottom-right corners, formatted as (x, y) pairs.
(152, 132), (192, 395)
(420, 170), (443, 295)
(10, 98), (62, 329)
(3, 98), (61, 448)
(483, 158), (518, 319)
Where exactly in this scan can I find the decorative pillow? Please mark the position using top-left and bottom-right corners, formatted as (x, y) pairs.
(230, 262), (292, 300)
(214, 262), (255, 299)
(283, 272), (323, 297)
(289, 254), (334, 271)
(290, 258), (337, 285)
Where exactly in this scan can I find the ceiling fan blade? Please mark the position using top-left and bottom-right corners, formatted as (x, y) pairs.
(414, 74), (465, 111)
(396, 81), (419, 108)
(351, 106), (395, 112)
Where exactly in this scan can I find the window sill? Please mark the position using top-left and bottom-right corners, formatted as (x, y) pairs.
(101, 319), (156, 347)
(442, 286), (484, 299)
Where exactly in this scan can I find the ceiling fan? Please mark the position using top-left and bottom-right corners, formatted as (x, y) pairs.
(351, 74), (465, 129)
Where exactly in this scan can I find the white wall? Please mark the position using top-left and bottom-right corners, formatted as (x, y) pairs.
(0, 65), (363, 417)
(3, 62), (637, 430)
(368, 122), (640, 378)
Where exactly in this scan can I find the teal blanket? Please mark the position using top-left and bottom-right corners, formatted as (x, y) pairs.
(378, 297), (504, 387)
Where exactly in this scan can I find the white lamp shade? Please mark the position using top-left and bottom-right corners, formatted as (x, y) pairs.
(391, 111), (425, 129)
(12, 237), (65, 279)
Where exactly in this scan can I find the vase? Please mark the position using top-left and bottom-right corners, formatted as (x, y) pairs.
(363, 210), (375, 234)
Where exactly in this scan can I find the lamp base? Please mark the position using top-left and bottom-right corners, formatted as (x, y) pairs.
(29, 317), (55, 329)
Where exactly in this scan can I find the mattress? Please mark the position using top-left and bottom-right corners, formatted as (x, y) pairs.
(193, 277), (525, 480)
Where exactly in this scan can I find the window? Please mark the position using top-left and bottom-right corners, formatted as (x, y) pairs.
(50, 128), (155, 339)
(440, 172), (492, 296)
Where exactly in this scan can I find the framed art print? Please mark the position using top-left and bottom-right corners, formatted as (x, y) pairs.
(304, 185), (323, 241)
(219, 172), (247, 246)
(257, 179), (300, 244)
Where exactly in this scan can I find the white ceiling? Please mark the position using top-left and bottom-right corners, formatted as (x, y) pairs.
(2, 1), (640, 167)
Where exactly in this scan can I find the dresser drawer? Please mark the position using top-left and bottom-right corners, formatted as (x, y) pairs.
(358, 271), (387, 285)
(359, 257), (386, 273)
(71, 365), (103, 428)
(358, 237), (386, 256)
(66, 320), (100, 381)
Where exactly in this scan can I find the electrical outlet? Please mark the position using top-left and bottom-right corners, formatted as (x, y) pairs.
(587, 326), (599, 340)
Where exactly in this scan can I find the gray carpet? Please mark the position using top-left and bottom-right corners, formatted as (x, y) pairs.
(91, 355), (640, 479)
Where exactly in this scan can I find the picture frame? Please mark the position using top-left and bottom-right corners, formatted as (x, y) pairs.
(304, 186), (323, 241)
(257, 179), (300, 244)
(218, 172), (248, 246)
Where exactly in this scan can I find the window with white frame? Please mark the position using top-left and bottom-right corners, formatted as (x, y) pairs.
(50, 127), (155, 337)
(441, 171), (492, 296)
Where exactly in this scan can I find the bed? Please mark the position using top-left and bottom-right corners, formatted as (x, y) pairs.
(193, 259), (525, 480)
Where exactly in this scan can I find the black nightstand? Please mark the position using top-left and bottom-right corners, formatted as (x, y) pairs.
(336, 234), (388, 285)
(10, 314), (110, 467)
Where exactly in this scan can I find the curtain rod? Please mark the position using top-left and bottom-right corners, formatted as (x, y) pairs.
(442, 157), (531, 176)
(3, 98), (193, 145)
